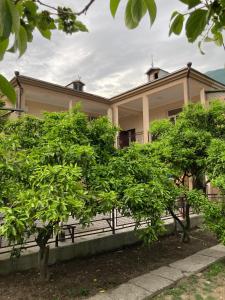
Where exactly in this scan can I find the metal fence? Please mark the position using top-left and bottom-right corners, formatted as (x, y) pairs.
(0, 196), (192, 255)
(0, 194), (223, 255)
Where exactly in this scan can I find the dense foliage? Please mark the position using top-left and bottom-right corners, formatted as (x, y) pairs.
(150, 101), (225, 241)
(89, 143), (179, 243)
(0, 107), (117, 280)
(0, 100), (7, 130)
(1, 100), (225, 280)
(202, 134), (225, 245)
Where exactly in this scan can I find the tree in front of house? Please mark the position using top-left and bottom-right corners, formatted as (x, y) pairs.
(0, 107), (117, 281)
(149, 103), (214, 242)
(202, 138), (225, 244)
(88, 142), (180, 244)
(0, 100), (7, 131)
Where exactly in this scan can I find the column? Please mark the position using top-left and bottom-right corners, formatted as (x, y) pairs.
(107, 107), (113, 122)
(68, 100), (73, 110)
(15, 87), (26, 117)
(112, 105), (119, 147)
(200, 88), (206, 106)
(183, 79), (189, 106)
(142, 95), (150, 143)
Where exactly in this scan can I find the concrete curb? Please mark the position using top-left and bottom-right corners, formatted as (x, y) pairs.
(88, 244), (225, 300)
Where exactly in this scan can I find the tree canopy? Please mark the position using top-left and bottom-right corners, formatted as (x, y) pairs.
(150, 100), (225, 241)
(0, 107), (117, 280)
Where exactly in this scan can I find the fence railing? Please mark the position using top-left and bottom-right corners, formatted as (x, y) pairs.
(0, 194), (223, 255)
(0, 196), (195, 255)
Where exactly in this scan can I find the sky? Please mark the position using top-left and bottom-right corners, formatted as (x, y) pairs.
(0, 0), (224, 98)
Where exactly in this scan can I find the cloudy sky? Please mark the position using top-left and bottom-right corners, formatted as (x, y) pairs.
(1, 0), (224, 97)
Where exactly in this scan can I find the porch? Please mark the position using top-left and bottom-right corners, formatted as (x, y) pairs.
(109, 77), (208, 148)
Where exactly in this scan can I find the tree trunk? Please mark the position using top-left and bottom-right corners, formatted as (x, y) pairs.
(182, 229), (190, 243)
(38, 245), (50, 282)
(168, 207), (190, 243)
(185, 202), (191, 230)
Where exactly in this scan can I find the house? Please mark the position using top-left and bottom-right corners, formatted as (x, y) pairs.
(8, 63), (225, 148)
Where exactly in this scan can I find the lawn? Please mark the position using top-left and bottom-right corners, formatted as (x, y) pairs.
(154, 261), (225, 300)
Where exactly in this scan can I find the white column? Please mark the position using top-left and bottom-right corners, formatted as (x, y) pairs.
(188, 177), (193, 191)
(15, 88), (26, 117)
(68, 100), (73, 110)
(107, 107), (113, 122)
(142, 95), (150, 143)
(112, 105), (119, 147)
(200, 88), (206, 106)
(183, 79), (189, 106)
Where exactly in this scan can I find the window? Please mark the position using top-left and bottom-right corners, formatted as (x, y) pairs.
(154, 72), (159, 79)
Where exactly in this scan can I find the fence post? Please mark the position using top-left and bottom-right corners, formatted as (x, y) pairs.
(55, 234), (59, 247)
(72, 227), (75, 243)
(111, 208), (116, 235)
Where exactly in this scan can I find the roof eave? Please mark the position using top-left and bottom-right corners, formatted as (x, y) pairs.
(10, 75), (109, 104)
(110, 68), (225, 103)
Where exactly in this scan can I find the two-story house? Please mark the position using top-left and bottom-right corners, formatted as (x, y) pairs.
(8, 63), (225, 149)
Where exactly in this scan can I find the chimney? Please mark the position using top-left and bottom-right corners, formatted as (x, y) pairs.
(72, 80), (85, 92)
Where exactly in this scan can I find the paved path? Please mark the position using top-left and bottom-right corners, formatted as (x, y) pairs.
(88, 244), (225, 300)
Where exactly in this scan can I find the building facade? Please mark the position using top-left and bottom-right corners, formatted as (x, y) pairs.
(8, 64), (225, 148)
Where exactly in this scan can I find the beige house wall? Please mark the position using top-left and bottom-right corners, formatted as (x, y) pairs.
(22, 84), (109, 118)
(26, 101), (66, 116)
(119, 99), (187, 135)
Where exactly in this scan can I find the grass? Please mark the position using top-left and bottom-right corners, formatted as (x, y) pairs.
(154, 261), (225, 300)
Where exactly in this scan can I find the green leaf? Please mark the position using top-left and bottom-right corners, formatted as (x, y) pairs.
(23, 0), (38, 17)
(131, 0), (147, 24)
(0, 37), (9, 60)
(74, 21), (88, 32)
(38, 28), (51, 40)
(0, 74), (16, 103)
(169, 14), (184, 35)
(7, 0), (20, 35)
(17, 25), (27, 57)
(0, 0), (12, 38)
(186, 9), (208, 42)
(144, 0), (157, 25)
(170, 10), (179, 21)
(179, 0), (201, 9)
(110, 0), (121, 18)
(125, 0), (139, 29)
(214, 32), (224, 46)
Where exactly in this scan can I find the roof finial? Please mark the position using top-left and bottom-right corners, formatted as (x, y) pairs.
(77, 74), (82, 81)
(187, 62), (192, 69)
